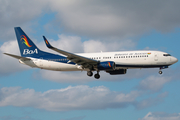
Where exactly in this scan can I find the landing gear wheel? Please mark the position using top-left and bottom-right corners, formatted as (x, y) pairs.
(87, 71), (93, 77)
(159, 71), (163, 74)
(94, 74), (100, 79)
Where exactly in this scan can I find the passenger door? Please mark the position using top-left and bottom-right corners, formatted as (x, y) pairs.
(154, 53), (158, 61)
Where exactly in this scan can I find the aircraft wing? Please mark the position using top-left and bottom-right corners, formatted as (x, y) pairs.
(43, 36), (98, 69)
(4, 53), (31, 61)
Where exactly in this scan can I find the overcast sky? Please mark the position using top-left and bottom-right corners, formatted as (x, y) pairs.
(0, 0), (180, 120)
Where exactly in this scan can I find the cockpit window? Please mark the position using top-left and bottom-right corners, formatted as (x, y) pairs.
(163, 54), (171, 56)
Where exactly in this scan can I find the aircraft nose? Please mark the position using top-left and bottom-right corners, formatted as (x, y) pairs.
(171, 56), (178, 64)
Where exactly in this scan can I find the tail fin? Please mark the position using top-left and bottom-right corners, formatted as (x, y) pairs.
(15, 27), (41, 57)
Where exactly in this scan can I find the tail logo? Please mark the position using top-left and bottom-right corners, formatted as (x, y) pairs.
(20, 35), (32, 47)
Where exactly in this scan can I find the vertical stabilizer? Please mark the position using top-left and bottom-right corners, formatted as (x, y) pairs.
(15, 27), (41, 57)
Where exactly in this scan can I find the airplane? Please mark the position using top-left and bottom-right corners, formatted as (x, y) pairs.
(4, 27), (178, 79)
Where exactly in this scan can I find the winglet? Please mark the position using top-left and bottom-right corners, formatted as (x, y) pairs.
(43, 36), (53, 48)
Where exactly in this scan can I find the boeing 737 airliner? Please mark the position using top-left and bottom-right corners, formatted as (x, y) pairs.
(4, 27), (178, 79)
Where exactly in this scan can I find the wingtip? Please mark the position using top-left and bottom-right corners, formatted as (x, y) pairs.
(43, 36), (46, 40)
(4, 53), (10, 55)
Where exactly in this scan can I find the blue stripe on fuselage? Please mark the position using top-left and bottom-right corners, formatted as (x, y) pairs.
(32, 52), (76, 65)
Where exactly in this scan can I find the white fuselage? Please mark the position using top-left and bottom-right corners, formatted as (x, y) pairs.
(19, 50), (178, 72)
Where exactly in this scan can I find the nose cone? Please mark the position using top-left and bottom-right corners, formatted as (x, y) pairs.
(171, 57), (178, 64)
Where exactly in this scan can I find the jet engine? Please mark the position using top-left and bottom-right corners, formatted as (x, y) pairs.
(97, 61), (115, 70)
(106, 69), (127, 75)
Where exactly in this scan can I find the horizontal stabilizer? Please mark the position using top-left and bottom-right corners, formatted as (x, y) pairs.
(4, 53), (31, 61)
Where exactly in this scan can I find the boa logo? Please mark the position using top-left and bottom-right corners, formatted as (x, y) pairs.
(23, 49), (38, 55)
(20, 35), (32, 47)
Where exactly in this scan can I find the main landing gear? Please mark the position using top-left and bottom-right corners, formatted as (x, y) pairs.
(87, 71), (100, 79)
(87, 71), (93, 77)
(94, 71), (100, 79)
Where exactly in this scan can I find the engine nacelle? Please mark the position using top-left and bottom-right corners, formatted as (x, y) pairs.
(97, 61), (115, 70)
(106, 69), (127, 75)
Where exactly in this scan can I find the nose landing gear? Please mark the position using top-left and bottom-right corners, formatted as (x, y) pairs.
(159, 70), (163, 74)
(158, 66), (168, 74)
